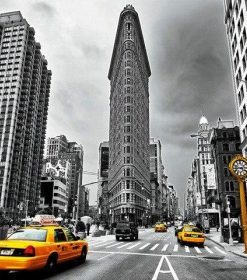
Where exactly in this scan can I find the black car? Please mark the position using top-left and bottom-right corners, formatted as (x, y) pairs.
(115, 222), (138, 241)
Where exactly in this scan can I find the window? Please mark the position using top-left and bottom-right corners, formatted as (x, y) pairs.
(223, 143), (229, 151)
(54, 229), (67, 242)
(230, 181), (234, 192)
(64, 229), (76, 241)
(225, 181), (230, 192)
(224, 168), (228, 177)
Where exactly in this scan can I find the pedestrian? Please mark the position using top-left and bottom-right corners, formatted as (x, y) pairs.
(86, 222), (90, 236)
(75, 220), (86, 239)
(196, 222), (203, 232)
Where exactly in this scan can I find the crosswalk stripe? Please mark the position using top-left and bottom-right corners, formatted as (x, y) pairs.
(150, 243), (159, 251)
(139, 243), (151, 250)
(117, 242), (132, 249)
(127, 242), (141, 250)
(106, 242), (123, 248)
(185, 246), (190, 253)
(214, 246), (227, 255)
(161, 244), (169, 252)
(173, 244), (178, 252)
(89, 240), (111, 246)
(194, 247), (202, 253)
(94, 241), (115, 248)
(204, 246), (214, 254)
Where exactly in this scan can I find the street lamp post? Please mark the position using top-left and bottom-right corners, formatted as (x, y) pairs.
(215, 198), (224, 242)
(226, 198), (233, 245)
(228, 155), (247, 253)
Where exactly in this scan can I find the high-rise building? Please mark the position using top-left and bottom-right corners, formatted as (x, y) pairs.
(224, 1), (247, 154)
(46, 135), (68, 160)
(150, 138), (165, 223)
(196, 116), (218, 227)
(0, 11), (52, 218)
(97, 141), (109, 222)
(45, 135), (84, 218)
(210, 119), (241, 223)
(108, 5), (151, 222)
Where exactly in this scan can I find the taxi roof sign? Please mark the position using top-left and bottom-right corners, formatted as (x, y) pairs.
(31, 215), (58, 226)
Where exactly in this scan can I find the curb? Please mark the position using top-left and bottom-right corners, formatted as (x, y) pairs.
(206, 236), (247, 259)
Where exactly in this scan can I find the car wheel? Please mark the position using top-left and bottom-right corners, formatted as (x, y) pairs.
(130, 235), (134, 241)
(199, 243), (204, 248)
(135, 234), (138, 240)
(44, 254), (57, 275)
(78, 247), (87, 264)
(116, 236), (120, 241)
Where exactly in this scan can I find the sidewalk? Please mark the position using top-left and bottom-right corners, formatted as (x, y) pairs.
(206, 228), (247, 259)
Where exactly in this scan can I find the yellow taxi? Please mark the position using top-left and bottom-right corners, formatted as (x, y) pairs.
(0, 215), (88, 276)
(154, 222), (167, 232)
(177, 226), (205, 247)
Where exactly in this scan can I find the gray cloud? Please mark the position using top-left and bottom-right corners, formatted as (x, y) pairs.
(31, 1), (55, 18)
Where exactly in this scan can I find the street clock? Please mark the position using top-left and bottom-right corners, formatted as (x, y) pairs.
(229, 155), (247, 180)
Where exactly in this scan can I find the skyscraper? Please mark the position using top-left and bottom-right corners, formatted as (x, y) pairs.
(108, 5), (151, 223)
(224, 1), (247, 154)
(0, 11), (51, 218)
(45, 135), (84, 218)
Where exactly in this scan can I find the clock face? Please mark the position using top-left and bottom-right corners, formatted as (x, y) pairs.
(232, 160), (247, 177)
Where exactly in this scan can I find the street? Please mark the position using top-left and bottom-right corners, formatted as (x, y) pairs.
(6, 227), (247, 280)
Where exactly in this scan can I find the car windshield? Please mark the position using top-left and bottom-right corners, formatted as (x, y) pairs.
(184, 227), (201, 233)
(116, 223), (130, 229)
(8, 228), (47, 241)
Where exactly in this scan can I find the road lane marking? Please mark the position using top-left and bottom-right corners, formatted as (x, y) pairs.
(161, 244), (169, 251)
(127, 242), (141, 249)
(173, 244), (178, 252)
(152, 255), (179, 280)
(150, 243), (159, 251)
(185, 246), (190, 253)
(204, 246), (214, 254)
(117, 242), (132, 249)
(89, 250), (231, 260)
(89, 240), (113, 246)
(214, 246), (227, 255)
(94, 241), (115, 248)
(152, 255), (165, 280)
(139, 243), (151, 250)
(97, 253), (114, 261)
(106, 242), (123, 248)
(194, 247), (202, 254)
(164, 256), (179, 280)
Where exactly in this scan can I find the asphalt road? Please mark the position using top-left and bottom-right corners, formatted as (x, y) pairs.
(6, 227), (247, 280)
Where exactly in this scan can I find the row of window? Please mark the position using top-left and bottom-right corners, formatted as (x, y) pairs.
(238, 85), (245, 105)
(4, 26), (25, 32)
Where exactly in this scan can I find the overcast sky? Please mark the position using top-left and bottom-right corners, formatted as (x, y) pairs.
(2, 0), (236, 208)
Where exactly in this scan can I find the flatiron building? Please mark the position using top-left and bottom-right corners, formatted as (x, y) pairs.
(108, 5), (151, 223)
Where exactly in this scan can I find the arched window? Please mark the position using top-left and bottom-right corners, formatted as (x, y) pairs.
(230, 181), (234, 192)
